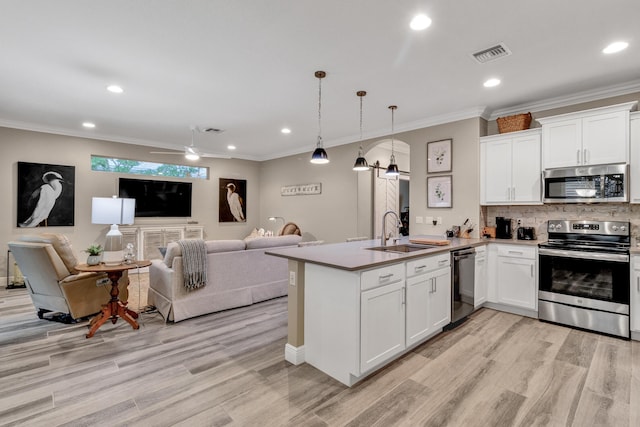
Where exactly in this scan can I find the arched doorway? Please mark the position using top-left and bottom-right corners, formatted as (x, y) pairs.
(356, 139), (410, 239)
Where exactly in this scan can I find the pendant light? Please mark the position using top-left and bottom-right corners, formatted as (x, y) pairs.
(353, 91), (369, 171)
(310, 71), (329, 164)
(385, 105), (400, 176)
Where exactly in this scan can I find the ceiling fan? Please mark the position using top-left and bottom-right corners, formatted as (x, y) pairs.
(150, 127), (230, 160)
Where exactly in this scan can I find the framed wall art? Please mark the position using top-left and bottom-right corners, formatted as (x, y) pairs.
(17, 161), (75, 227)
(427, 175), (452, 208)
(219, 178), (247, 222)
(427, 138), (452, 173)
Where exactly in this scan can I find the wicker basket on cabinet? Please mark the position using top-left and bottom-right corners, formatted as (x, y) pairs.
(496, 112), (532, 133)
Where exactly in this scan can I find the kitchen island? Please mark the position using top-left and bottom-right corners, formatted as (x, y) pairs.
(267, 235), (487, 386)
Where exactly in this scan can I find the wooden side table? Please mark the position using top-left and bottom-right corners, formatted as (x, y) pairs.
(76, 260), (151, 338)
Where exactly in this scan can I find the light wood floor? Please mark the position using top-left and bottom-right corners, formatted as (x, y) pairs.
(1, 287), (639, 427)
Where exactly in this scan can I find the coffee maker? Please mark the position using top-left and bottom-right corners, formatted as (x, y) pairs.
(495, 217), (513, 239)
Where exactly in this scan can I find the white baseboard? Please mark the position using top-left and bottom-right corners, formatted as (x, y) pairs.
(284, 343), (305, 365)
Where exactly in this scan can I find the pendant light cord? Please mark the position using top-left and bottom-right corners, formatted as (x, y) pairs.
(317, 75), (322, 145)
(359, 95), (363, 142)
(390, 106), (395, 156)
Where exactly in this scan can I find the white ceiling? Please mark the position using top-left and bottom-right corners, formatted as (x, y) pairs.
(1, 0), (639, 161)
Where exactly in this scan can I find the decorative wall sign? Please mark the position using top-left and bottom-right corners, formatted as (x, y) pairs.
(427, 138), (452, 173)
(281, 183), (322, 196)
(427, 175), (452, 208)
(17, 161), (75, 227)
(219, 178), (247, 222)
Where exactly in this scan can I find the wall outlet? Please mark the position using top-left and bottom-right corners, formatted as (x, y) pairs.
(425, 216), (432, 224)
(96, 277), (110, 286)
(416, 216), (423, 224)
(436, 217), (442, 225)
(517, 218), (523, 226)
(289, 271), (296, 286)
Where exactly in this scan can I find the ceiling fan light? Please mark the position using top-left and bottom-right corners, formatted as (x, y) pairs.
(185, 152), (200, 161)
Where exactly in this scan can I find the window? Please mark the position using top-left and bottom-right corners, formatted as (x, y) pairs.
(91, 156), (208, 179)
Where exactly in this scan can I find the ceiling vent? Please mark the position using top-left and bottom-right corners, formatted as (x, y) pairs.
(471, 43), (511, 64)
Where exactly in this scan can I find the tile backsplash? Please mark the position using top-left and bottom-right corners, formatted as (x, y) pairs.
(484, 204), (640, 242)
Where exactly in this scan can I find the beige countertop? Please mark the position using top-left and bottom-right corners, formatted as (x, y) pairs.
(267, 235), (541, 271)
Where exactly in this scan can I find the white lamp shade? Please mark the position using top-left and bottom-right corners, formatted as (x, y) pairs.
(92, 197), (135, 225)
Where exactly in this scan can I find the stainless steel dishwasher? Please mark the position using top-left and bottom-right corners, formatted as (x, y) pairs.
(450, 247), (476, 326)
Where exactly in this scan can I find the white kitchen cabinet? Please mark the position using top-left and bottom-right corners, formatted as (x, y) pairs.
(631, 256), (640, 339)
(629, 112), (640, 203)
(474, 246), (487, 308)
(304, 251), (455, 386)
(496, 245), (537, 311)
(538, 102), (637, 169)
(428, 266), (452, 329)
(361, 281), (406, 372)
(406, 253), (451, 347)
(480, 129), (541, 205)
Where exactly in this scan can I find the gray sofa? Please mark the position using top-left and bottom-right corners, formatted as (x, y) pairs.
(148, 234), (301, 322)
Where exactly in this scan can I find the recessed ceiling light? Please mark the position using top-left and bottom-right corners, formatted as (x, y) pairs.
(281, 128), (291, 134)
(603, 41), (629, 54)
(227, 145), (236, 150)
(82, 122), (96, 128)
(410, 14), (432, 31)
(106, 84), (124, 94)
(483, 78), (501, 88)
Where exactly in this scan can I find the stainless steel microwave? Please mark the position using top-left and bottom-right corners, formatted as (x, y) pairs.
(543, 163), (628, 203)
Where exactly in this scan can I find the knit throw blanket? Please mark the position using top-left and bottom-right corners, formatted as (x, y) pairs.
(178, 239), (207, 291)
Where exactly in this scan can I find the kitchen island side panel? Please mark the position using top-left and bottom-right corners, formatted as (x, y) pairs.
(304, 263), (361, 385)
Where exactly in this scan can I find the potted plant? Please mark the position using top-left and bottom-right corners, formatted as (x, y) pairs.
(85, 244), (103, 266)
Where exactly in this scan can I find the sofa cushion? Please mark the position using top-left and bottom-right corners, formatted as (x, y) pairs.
(206, 240), (246, 253)
(245, 235), (301, 249)
(163, 239), (246, 267)
(20, 233), (79, 274)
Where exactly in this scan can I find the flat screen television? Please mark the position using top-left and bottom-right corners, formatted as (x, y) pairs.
(118, 178), (192, 217)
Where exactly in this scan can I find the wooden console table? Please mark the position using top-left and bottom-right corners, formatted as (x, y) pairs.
(76, 260), (151, 338)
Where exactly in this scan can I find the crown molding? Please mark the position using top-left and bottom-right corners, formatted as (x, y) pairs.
(0, 119), (258, 161)
(487, 79), (640, 120)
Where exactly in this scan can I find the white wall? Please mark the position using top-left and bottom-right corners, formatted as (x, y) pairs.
(260, 117), (482, 243)
(0, 127), (262, 278)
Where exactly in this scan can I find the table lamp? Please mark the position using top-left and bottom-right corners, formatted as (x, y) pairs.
(268, 216), (285, 234)
(92, 196), (135, 265)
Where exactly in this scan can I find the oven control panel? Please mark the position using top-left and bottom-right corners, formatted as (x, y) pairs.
(547, 220), (629, 236)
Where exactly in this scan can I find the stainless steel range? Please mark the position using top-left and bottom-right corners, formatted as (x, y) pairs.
(538, 220), (630, 338)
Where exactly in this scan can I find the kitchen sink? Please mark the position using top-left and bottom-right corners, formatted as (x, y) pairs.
(365, 244), (435, 253)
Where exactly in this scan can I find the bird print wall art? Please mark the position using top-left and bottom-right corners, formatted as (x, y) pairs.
(17, 162), (75, 227)
(218, 178), (246, 223)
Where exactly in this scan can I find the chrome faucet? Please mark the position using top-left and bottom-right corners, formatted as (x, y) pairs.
(381, 210), (401, 246)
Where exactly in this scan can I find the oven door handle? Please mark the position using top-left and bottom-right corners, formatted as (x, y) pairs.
(538, 247), (629, 262)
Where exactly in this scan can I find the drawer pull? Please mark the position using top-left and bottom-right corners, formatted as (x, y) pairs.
(508, 251), (524, 255)
(414, 265), (426, 271)
(438, 259), (448, 266)
(378, 273), (394, 281)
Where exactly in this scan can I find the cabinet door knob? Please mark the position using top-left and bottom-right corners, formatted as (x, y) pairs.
(577, 149), (581, 164)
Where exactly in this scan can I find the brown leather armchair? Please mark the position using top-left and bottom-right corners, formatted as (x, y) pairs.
(8, 233), (128, 323)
